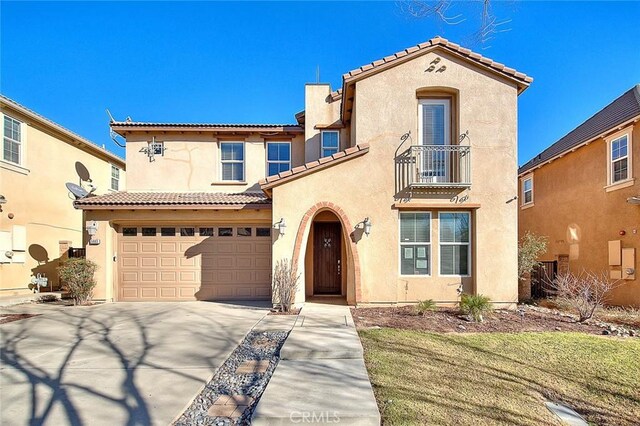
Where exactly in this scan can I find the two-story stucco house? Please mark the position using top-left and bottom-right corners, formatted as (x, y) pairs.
(1, 95), (126, 298)
(519, 85), (639, 307)
(75, 37), (532, 307)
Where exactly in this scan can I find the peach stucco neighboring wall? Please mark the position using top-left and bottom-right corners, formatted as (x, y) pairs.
(0, 106), (125, 297)
(519, 123), (640, 307)
(124, 132), (304, 192)
(272, 48), (521, 306)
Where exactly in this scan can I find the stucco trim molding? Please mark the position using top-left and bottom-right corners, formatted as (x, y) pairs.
(393, 202), (480, 210)
(291, 201), (362, 304)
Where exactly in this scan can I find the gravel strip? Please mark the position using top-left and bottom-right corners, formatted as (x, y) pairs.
(174, 330), (288, 426)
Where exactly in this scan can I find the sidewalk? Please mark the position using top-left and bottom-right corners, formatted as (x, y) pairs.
(252, 303), (381, 425)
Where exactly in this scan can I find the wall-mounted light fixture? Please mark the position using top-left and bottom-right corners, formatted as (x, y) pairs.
(0, 195), (6, 212)
(273, 218), (286, 236)
(627, 196), (640, 205)
(363, 217), (372, 236)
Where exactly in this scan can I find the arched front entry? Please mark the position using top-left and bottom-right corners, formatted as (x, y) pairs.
(291, 202), (362, 305)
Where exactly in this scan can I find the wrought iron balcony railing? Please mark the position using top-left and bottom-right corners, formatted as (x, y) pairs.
(396, 145), (471, 188)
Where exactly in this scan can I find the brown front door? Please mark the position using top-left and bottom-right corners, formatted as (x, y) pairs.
(313, 222), (342, 295)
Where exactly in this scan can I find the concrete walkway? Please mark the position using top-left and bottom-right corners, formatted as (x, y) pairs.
(252, 303), (381, 425)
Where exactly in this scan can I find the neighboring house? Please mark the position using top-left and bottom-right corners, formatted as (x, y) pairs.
(0, 95), (126, 297)
(518, 85), (639, 307)
(75, 36), (532, 307)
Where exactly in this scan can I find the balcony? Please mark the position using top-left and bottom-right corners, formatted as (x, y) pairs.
(396, 145), (471, 189)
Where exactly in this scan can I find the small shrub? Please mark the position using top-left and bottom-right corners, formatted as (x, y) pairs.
(518, 232), (548, 280)
(272, 258), (300, 313)
(460, 294), (493, 322)
(58, 258), (98, 306)
(415, 299), (437, 315)
(549, 270), (619, 322)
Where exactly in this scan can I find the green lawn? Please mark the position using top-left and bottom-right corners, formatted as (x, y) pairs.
(359, 329), (640, 425)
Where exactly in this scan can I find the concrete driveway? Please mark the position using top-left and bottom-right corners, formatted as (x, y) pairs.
(0, 301), (268, 425)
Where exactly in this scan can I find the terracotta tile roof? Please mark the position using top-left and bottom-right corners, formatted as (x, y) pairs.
(342, 36), (533, 87)
(260, 143), (370, 190)
(519, 84), (640, 175)
(0, 94), (125, 166)
(74, 192), (271, 209)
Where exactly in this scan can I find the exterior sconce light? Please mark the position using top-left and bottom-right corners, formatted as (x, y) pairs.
(86, 221), (101, 245)
(274, 218), (286, 236)
(0, 195), (6, 212)
(363, 217), (372, 236)
(627, 196), (640, 205)
(86, 221), (98, 236)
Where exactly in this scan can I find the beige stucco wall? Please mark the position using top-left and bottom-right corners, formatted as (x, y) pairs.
(304, 85), (350, 162)
(124, 132), (304, 192)
(0, 106), (126, 297)
(519, 123), (639, 307)
(84, 208), (272, 301)
(273, 49), (521, 307)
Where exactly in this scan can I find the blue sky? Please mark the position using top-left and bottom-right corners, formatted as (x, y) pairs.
(1, 1), (639, 164)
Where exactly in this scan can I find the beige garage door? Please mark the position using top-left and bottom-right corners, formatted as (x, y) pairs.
(118, 225), (272, 301)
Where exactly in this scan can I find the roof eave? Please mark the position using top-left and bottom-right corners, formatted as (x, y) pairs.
(73, 202), (272, 210)
(0, 96), (125, 167)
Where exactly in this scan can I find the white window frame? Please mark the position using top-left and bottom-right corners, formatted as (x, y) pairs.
(266, 141), (291, 176)
(418, 98), (451, 146)
(438, 211), (471, 277)
(110, 165), (120, 191)
(398, 211), (432, 277)
(220, 142), (245, 182)
(320, 130), (340, 158)
(3, 114), (24, 166)
(521, 174), (534, 206)
(606, 127), (633, 187)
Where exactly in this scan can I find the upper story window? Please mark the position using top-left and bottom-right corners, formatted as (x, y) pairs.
(220, 142), (244, 181)
(111, 165), (120, 191)
(439, 212), (470, 276)
(3, 115), (22, 165)
(321, 131), (339, 158)
(399, 212), (431, 276)
(609, 134), (629, 184)
(522, 175), (533, 206)
(267, 142), (291, 176)
(419, 99), (451, 146)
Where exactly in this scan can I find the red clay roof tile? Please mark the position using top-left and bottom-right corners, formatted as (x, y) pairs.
(74, 192), (271, 209)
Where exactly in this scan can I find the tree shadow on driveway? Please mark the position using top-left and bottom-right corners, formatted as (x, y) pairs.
(0, 302), (267, 425)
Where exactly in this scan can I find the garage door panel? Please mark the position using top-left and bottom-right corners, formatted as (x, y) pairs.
(160, 287), (177, 298)
(180, 257), (197, 267)
(122, 257), (138, 267)
(122, 272), (139, 282)
(122, 242), (139, 253)
(255, 243), (271, 254)
(161, 242), (178, 253)
(122, 288), (139, 299)
(179, 271), (197, 282)
(180, 287), (197, 298)
(236, 257), (253, 268)
(141, 257), (157, 267)
(236, 243), (253, 253)
(118, 224), (272, 302)
(255, 257), (271, 269)
(141, 243), (158, 252)
(160, 271), (177, 282)
(141, 288), (158, 298)
(160, 257), (177, 267)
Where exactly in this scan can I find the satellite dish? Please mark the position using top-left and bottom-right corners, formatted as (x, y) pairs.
(66, 182), (89, 199)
